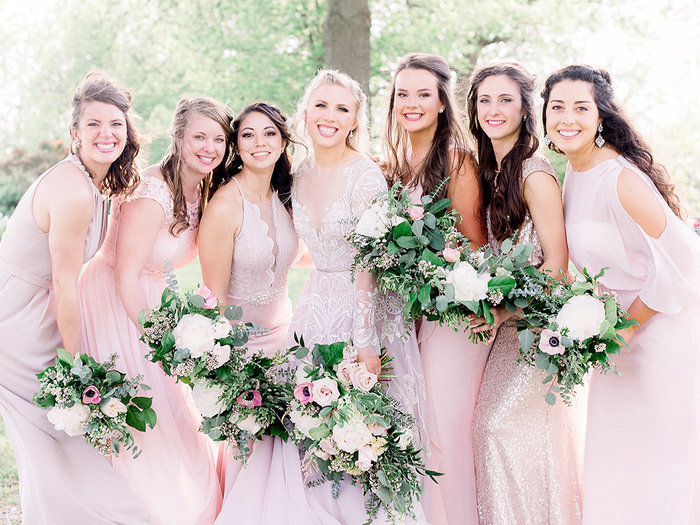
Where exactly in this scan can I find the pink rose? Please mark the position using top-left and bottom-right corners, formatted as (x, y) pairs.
(367, 421), (388, 436)
(236, 389), (262, 408)
(539, 329), (565, 355)
(336, 361), (358, 384)
(356, 444), (379, 471)
(195, 285), (218, 309)
(311, 377), (340, 407)
(82, 385), (101, 404)
(294, 383), (314, 404)
(352, 363), (378, 392)
(407, 205), (424, 221)
(442, 246), (461, 263)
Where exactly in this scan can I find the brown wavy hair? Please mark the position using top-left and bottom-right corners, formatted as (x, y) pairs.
(541, 64), (683, 218)
(467, 62), (539, 242)
(160, 97), (233, 235)
(383, 53), (473, 199)
(213, 102), (294, 211)
(70, 71), (140, 197)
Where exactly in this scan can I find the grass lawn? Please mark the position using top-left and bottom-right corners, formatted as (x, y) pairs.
(0, 260), (309, 518)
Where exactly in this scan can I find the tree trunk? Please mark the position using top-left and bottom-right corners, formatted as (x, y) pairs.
(323, 0), (370, 97)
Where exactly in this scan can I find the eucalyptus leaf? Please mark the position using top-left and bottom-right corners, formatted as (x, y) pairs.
(519, 330), (536, 352)
(225, 305), (243, 321)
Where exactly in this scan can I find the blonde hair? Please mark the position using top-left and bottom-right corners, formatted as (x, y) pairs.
(290, 69), (369, 169)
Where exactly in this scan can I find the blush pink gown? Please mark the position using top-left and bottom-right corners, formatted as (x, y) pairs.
(407, 180), (491, 525)
(0, 156), (152, 524)
(79, 175), (220, 525)
(563, 156), (700, 525)
(213, 178), (300, 523)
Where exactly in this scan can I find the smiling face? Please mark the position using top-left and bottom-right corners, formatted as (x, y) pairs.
(545, 79), (601, 156)
(181, 111), (227, 177)
(305, 83), (358, 152)
(476, 74), (524, 149)
(236, 110), (284, 172)
(393, 67), (444, 135)
(72, 100), (128, 170)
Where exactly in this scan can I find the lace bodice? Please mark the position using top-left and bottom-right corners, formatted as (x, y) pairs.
(487, 154), (558, 267)
(226, 179), (298, 305)
(97, 176), (200, 274)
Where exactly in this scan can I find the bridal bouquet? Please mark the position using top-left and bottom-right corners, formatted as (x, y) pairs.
(34, 350), (156, 457)
(346, 183), (536, 341)
(517, 268), (637, 404)
(140, 285), (291, 461)
(287, 336), (436, 524)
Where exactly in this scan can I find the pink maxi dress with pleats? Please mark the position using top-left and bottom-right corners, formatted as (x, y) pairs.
(79, 175), (220, 525)
(564, 156), (700, 525)
(0, 155), (152, 525)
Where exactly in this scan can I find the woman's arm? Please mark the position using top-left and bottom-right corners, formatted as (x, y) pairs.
(447, 153), (487, 249)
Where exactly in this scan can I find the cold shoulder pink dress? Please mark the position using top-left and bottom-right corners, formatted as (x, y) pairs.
(214, 177), (300, 522)
(406, 180), (490, 525)
(0, 155), (152, 524)
(563, 156), (700, 525)
(472, 154), (584, 525)
(79, 175), (220, 525)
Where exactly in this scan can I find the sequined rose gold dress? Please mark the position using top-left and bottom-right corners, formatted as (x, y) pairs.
(472, 154), (584, 525)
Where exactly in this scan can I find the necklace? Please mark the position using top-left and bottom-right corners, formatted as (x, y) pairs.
(237, 176), (272, 202)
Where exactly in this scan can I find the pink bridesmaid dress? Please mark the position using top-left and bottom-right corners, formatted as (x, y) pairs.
(213, 178), (300, 523)
(407, 180), (491, 525)
(563, 156), (700, 525)
(0, 156), (152, 524)
(79, 175), (220, 525)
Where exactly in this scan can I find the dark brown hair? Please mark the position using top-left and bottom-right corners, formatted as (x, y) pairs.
(70, 71), (140, 197)
(383, 53), (473, 199)
(467, 62), (539, 242)
(541, 64), (683, 218)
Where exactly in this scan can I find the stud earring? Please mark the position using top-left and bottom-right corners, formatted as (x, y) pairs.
(439, 108), (444, 113)
(595, 123), (605, 148)
(349, 129), (355, 137)
(544, 134), (552, 147)
(522, 116), (526, 122)
(75, 138), (82, 148)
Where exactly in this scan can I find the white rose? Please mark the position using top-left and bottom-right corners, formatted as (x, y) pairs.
(332, 419), (373, 453)
(236, 413), (263, 435)
(212, 319), (233, 340)
(172, 314), (216, 358)
(445, 261), (490, 303)
(367, 421), (389, 436)
(312, 446), (331, 461)
(355, 201), (405, 238)
(47, 404), (91, 436)
(208, 343), (231, 368)
(356, 444), (379, 471)
(396, 429), (413, 450)
(289, 410), (323, 438)
(318, 436), (339, 456)
(556, 295), (606, 341)
(335, 361), (358, 384)
(191, 381), (226, 418)
(311, 377), (340, 407)
(99, 398), (128, 419)
(351, 363), (377, 393)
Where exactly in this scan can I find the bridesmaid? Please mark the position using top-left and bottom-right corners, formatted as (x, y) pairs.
(468, 63), (583, 524)
(542, 64), (700, 525)
(0, 73), (152, 524)
(197, 101), (298, 521)
(79, 97), (232, 524)
(382, 52), (487, 525)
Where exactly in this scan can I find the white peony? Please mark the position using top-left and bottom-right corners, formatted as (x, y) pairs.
(236, 413), (263, 435)
(99, 398), (128, 418)
(212, 319), (233, 340)
(356, 444), (378, 471)
(47, 404), (91, 436)
(332, 418), (373, 453)
(191, 381), (226, 418)
(208, 343), (231, 368)
(172, 314), (216, 358)
(355, 201), (405, 238)
(556, 295), (606, 341)
(311, 377), (340, 407)
(445, 261), (490, 302)
(289, 410), (324, 439)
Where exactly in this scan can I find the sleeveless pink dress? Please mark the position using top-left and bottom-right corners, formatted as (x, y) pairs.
(0, 156), (152, 524)
(214, 178), (299, 522)
(406, 180), (491, 525)
(472, 154), (584, 525)
(564, 156), (700, 525)
(79, 175), (220, 525)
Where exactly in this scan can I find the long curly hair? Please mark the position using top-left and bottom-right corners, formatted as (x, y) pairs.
(160, 97), (233, 235)
(541, 64), (683, 218)
(467, 62), (539, 242)
(383, 53), (473, 200)
(214, 101), (294, 211)
(70, 71), (141, 197)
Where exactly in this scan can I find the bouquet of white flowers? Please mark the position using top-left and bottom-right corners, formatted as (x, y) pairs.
(286, 336), (438, 524)
(34, 350), (156, 457)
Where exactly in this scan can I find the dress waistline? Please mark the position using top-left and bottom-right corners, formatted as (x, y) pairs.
(0, 257), (53, 289)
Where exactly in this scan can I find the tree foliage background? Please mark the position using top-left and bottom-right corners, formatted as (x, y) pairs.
(0, 0), (698, 217)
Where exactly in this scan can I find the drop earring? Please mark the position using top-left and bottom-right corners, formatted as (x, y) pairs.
(544, 134), (552, 147)
(595, 123), (605, 148)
